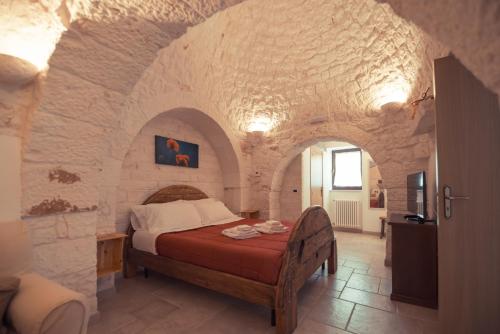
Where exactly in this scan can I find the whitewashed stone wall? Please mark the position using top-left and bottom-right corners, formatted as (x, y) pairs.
(14, 0), (500, 315)
(279, 155), (302, 222)
(23, 211), (98, 311)
(127, 0), (447, 265)
(115, 114), (225, 232)
(377, 0), (500, 103)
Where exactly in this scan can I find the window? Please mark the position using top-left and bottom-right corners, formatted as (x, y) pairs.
(332, 148), (362, 190)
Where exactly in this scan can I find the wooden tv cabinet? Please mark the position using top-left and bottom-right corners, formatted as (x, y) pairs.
(389, 214), (438, 309)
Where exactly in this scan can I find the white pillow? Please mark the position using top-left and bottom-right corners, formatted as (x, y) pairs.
(190, 198), (217, 206)
(130, 203), (163, 231)
(131, 201), (202, 233)
(195, 200), (236, 225)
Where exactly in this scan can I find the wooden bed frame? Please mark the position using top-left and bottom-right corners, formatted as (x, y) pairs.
(124, 185), (337, 334)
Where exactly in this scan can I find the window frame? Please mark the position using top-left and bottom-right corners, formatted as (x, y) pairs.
(332, 148), (363, 190)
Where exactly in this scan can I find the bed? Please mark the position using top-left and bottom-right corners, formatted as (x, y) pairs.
(124, 185), (337, 334)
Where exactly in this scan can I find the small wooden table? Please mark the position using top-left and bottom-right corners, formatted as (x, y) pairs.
(240, 209), (260, 219)
(96, 233), (127, 278)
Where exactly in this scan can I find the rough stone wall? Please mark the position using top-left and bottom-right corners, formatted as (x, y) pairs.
(148, 0), (446, 212)
(279, 155), (302, 222)
(14, 0), (246, 314)
(115, 114), (225, 233)
(377, 0), (500, 102)
(125, 0), (447, 265)
(23, 211), (98, 309)
(12, 0), (493, 314)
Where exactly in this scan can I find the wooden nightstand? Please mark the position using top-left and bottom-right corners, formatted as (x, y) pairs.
(240, 209), (260, 219)
(96, 233), (127, 278)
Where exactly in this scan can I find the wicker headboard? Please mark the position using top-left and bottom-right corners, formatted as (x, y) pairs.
(142, 185), (208, 205)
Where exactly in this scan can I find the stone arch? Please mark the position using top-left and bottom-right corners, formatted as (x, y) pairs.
(112, 107), (242, 232)
(269, 136), (389, 220)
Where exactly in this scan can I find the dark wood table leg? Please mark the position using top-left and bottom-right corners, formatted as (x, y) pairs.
(380, 218), (386, 239)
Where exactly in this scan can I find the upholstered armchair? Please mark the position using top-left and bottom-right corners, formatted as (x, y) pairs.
(0, 221), (89, 334)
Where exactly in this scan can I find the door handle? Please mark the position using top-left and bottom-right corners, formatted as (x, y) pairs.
(443, 185), (470, 219)
(444, 195), (470, 200)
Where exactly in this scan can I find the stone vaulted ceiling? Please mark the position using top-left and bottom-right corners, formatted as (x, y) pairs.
(2, 0), (499, 313)
(2, 0), (499, 140)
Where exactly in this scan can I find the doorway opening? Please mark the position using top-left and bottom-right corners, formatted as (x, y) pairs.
(280, 140), (387, 234)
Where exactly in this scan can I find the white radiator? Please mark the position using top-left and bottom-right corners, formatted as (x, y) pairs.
(332, 200), (361, 230)
(417, 202), (424, 216)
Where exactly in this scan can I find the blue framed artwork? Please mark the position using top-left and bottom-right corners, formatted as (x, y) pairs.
(154, 135), (199, 168)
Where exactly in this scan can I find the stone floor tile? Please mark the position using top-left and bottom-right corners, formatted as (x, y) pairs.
(340, 287), (396, 312)
(343, 260), (370, 270)
(354, 268), (369, 274)
(190, 302), (274, 334)
(87, 309), (137, 334)
(346, 273), (381, 293)
(333, 266), (354, 281)
(396, 302), (439, 322)
(133, 298), (178, 323)
(295, 319), (350, 334)
(89, 232), (424, 334)
(308, 295), (355, 330)
(328, 278), (347, 292)
(378, 278), (392, 296)
(368, 266), (392, 279)
(347, 304), (423, 334)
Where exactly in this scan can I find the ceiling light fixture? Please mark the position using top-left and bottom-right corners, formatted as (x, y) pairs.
(247, 116), (273, 133)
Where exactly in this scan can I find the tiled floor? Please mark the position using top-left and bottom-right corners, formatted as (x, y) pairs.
(88, 232), (439, 334)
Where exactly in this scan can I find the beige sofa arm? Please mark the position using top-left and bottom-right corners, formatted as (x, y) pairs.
(7, 273), (89, 334)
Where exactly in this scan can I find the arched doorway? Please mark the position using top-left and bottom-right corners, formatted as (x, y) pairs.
(271, 140), (388, 235)
(114, 107), (242, 232)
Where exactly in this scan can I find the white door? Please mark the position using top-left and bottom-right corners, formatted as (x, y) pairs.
(310, 146), (323, 206)
(435, 55), (500, 333)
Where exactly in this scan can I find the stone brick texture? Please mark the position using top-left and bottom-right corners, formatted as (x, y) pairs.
(114, 113), (225, 233)
(2, 0), (498, 315)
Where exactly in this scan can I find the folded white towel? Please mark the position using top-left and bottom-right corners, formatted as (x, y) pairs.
(222, 225), (260, 239)
(254, 221), (288, 234)
(236, 224), (253, 232)
(265, 220), (282, 226)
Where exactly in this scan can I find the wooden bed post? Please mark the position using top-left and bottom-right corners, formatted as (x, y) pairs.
(275, 281), (297, 334)
(124, 262), (138, 278)
(328, 238), (338, 274)
(275, 206), (335, 334)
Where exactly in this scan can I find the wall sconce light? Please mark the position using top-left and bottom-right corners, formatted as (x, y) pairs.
(374, 77), (410, 109)
(0, 54), (39, 86)
(380, 101), (404, 112)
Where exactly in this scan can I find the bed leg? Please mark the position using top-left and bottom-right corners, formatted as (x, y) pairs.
(271, 309), (276, 327)
(124, 262), (138, 278)
(144, 268), (149, 279)
(328, 238), (337, 275)
(275, 290), (297, 334)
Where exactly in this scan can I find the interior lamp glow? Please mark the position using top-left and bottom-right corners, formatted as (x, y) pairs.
(0, 37), (53, 71)
(374, 79), (410, 109)
(247, 116), (273, 132)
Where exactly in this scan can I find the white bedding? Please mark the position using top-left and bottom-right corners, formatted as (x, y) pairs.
(132, 215), (245, 254)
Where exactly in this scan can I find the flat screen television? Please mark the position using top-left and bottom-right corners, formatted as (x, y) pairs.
(407, 171), (427, 219)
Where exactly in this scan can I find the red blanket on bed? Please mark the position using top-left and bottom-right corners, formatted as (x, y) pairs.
(155, 218), (293, 285)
